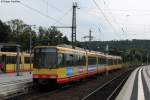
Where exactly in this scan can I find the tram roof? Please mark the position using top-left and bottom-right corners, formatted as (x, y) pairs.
(34, 45), (121, 59)
(0, 52), (30, 56)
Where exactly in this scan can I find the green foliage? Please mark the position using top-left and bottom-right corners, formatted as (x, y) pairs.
(0, 20), (11, 42)
(6, 19), (37, 50)
(0, 19), (69, 51)
(34, 26), (69, 46)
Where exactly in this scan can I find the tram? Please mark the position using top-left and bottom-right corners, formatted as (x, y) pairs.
(0, 52), (32, 73)
(33, 45), (122, 85)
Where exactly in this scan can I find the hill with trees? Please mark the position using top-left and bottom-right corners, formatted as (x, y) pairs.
(77, 40), (150, 64)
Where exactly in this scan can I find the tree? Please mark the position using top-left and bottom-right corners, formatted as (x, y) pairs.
(6, 19), (37, 51)
(35, 26), (69, 46)
(0, 20), (11, 43)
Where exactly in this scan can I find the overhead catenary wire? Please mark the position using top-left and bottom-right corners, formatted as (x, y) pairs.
(92, 0), (122, 39)
(19, 2), (66, 26)
(38, 0), (62, 13)
(101, 0), (127, 39)
(53, 7), (72, 25)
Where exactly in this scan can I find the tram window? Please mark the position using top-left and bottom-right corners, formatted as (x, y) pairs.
(0, 56), (1, 63)
(72, 55), (77, 66)
(98, 57), (101, 64)
(116, 59), (118, 64)
(25, 57), (30, 63)
(78, 55), (86, 66)
(64, 54), (86, 67)
(6, 56), (16, 64)
(65, 54), (74, 66)
(88, 57), (97, 65)
(102, 58), (106, 64)
(34, 48), (57, 68)
(65, 54), (78, 66)
(115, 59), (118, 64)
(57, 53), (65, 67)
(113, 59), (115, 64)
(118, 59), (121, 64)
(115, 59), (117, 64)
(6, 56), (22, 64)
(98, 57), (106, 64)
(108, 59), (113, 65)
(2, 55), (6, 64)
(34, 52), (57, 68)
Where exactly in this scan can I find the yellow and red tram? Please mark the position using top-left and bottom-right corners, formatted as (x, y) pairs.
(33, 46), (122, 85)
(0, 52), (32, 73)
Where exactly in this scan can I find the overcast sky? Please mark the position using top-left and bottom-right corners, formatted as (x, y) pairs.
(1, 0), (150, 41)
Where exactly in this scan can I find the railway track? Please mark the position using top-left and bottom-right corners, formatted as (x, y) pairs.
(81, 69), (133, 100)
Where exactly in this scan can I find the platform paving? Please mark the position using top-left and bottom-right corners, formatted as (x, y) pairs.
(0, 72), (32, 99)
(0, 72), (32, 83)
(116, 65), (150, 100)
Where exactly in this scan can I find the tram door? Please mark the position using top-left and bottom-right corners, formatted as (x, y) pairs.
(1, 55), (6, 72)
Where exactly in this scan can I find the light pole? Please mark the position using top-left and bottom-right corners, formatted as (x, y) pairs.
(147, 54), (149, 65)
(16, 45), (20, 76)
(29, 30), (32, 74)
(24, 24), (36, 74)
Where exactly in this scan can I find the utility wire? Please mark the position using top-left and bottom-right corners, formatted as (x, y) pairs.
(101, 0), (126, 39)
(38, 0), (62, 13)
(20, 2), (66, 26)
(53, 8), (72, 25)
(92, 0), (122, 39)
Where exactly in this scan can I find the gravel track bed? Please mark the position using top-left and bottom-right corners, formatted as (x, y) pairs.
(83, 69), (132, 100)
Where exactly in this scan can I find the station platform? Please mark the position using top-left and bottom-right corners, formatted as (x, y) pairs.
(116, 65), (150, 100)
(0, 72), (32, 99)
(0, 72), (32, 83)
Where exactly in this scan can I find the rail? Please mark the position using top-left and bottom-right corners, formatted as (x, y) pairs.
(81, 69), (133, 100)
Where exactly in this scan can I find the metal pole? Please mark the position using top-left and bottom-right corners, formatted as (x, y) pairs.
(147, 54), (149, 65)
(29, 31), (32, 74)
(28, 24), (35, 74)
(106, 45), (109, 76)
(16, 45), (20, 76)
(89, 29), (92, 51)
(72, 2), (77, 49)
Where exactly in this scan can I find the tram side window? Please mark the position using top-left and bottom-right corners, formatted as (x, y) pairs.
(98, 57), (101, 64)
(64, 54), (86, 67)
(99, 57), (106, 64)
(116, 59), (118, 64)
(0, 56), (1, 63)
(88, 57), (97, 65)
(113, 59), (116, 65)
(78, 55), (86, 66)
(57, 53), (65, 67)
(6, 56), (16, 64)
(103, 58), (107, 64)
(65, 54), (74, 66)
(24, 57), (30, 64)
(108, 59), (113, 65)
(118, 59), (121, 64)
(65, 54), (80, 67)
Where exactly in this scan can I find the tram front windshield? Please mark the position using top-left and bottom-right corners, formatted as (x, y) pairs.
(34, 48), (57, 68)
